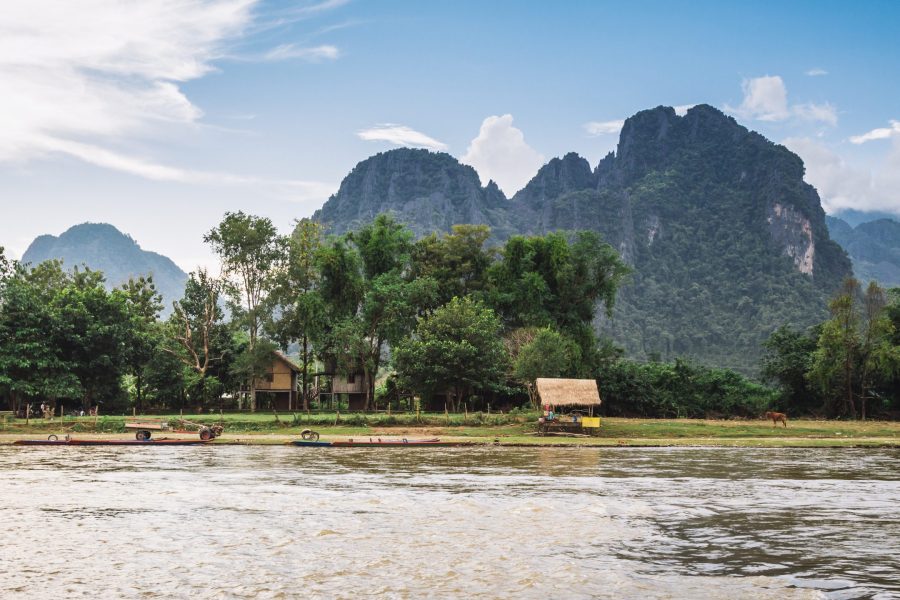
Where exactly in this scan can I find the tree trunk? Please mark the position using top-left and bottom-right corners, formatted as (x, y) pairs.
(136, 372), (143, 415)
(364, 369), (374, 412)
(301, 334), (309, 411)
(250, 377), (257, 412)
(845, 356), (856, 419)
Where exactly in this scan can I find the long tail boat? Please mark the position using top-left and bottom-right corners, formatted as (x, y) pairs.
(14, 436), (214, 446)
(291, 437), (470, 448)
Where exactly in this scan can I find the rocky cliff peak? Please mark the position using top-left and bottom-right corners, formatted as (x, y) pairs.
(313, 148), (516, 239)
(512, 152), (594, 208)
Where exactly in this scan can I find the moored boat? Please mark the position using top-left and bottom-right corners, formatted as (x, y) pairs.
(291, 437), (471, 448)
(14, 436), (214, 446)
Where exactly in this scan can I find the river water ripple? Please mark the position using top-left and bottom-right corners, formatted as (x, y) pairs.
(0, 446), (897, 599)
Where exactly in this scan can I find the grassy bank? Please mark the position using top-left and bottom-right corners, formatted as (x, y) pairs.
(1, 414), (898, 447)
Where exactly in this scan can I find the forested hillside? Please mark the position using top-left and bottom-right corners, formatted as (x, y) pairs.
(827, 216), (900, 288)
(21, 223), (188, 313)
(315, 105), (853, 372)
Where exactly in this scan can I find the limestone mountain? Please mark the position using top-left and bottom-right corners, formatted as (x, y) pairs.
(827, 216), (900, 287)
(313, 104), (853, 372)
(312, 147), (517, 240)
(21, 223), (188, 314)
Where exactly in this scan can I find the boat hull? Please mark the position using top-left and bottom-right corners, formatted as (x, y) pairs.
(14, 438), (214, 446)
(292, 438), (471, 448)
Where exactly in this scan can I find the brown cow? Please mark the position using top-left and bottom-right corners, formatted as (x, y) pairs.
(765, 411), (787, 428)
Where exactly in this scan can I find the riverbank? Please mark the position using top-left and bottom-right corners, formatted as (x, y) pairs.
(2, 416), (898, 447)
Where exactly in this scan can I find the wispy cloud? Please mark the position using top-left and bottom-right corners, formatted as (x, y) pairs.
(849, 120), (900, 144)
(262, 43), (340, 62)
(583, 120), (625, 136)
(0, 0), (343, 189)
(357, 124), (448, 151)
(725, 75), (837, 125)
(805, 68), (828, 76)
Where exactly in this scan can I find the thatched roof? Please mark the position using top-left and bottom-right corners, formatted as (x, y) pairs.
(535, 378), (601, 407)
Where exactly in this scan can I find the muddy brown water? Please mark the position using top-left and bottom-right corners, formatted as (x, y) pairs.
(0, 446), (897, 599)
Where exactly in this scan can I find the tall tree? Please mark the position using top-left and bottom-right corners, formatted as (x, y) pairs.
(393, 296), (508, 412)
(809, 278), (861, 417)
(485, 230), (629, 370)
(165, 270), (231, 407)
(205, 212), (283, 410)
(121, 276), (164, 413)
(411, 224), (494, 306)
(761, 325), (821, 413)
(52, 268), (132, 412)
(322, 215), (435, 410)
(0, 263), (80, 413)
(270, 219), (325, 409)
(858, 282), (898, 420)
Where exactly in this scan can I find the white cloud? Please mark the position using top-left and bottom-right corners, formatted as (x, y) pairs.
(850, 120), (900, 144)
(0, 1), (256, 162)
(583, 120), (625, 136)
(0, 0), (342, 191)
(263, 43), (340, 62)
(673, 104), (696, 116)
(726, 75), (837, 125)
(357, 124), (448, 151)
(461, 114), (544, 196)
(793, 102), (838, 126)
(784, 136), (900, 215)
(729, 76), (790, 121)
(806, 68), (828, 77)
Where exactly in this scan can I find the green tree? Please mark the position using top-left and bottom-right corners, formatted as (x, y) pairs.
(393, 297), (508, 412)
(512, 328), (580, 407)
(809, 278), (861, 417)
(205, 211), (283, 410)
(53, 268), (132, 412)
(121, 276), (164, 413)
(761, 325), (820, 414)
(411, 224), (494, 306)
(858, 282), (899, 420)
(323, 215), (436, 410)
(485, 230), (629, 368)
(350, 213), (414, 280)
(142, 348), (186, 410)
(165, 270), (232, 408)
(0, 264), (80, 412)
(270, 219), (326, 408)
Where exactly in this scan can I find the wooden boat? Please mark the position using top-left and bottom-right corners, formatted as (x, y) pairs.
(14, 436), (214, 446)
(292, 437), (470, 448)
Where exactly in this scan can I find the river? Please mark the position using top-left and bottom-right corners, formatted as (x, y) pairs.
(0, 446), (897, 599)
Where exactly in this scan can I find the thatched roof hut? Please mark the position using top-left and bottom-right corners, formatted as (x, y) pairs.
(535, 378), (601, 408)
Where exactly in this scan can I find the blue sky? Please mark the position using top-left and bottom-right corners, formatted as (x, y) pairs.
(1, 0), (899, 271)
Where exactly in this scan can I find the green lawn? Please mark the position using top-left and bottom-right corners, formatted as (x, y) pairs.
(3, 414), (898, 447)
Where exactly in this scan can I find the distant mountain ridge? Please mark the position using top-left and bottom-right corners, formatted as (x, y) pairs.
(826, 216), (900, 287)
(21, 223), (188, 314)
(315, 104), (853, 372)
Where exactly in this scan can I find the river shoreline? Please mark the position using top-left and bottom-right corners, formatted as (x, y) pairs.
(2, 416), (898, 447)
